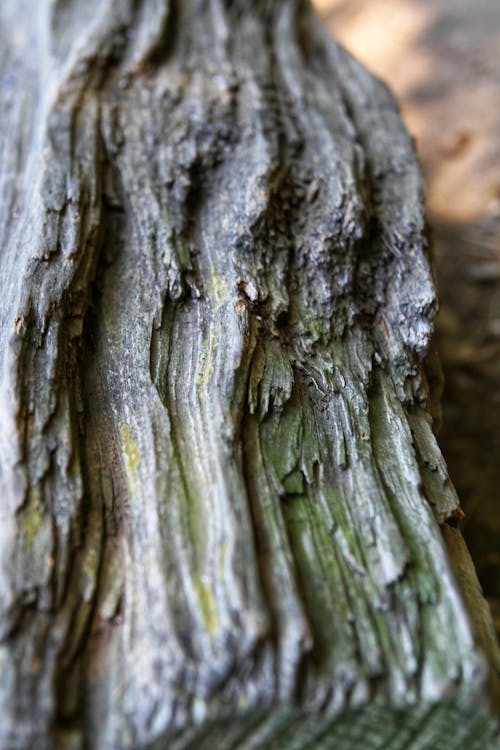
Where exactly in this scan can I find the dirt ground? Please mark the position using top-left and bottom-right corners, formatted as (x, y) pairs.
(315, 0), (500, 634)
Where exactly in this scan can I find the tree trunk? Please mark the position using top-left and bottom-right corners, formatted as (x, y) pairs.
(0, 1), (498, 748)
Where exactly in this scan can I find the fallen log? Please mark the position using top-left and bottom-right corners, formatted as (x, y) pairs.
(0, 1), (498, 748)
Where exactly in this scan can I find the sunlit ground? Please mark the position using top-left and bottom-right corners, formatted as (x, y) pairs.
(314, 0), (500, 634)
(315, 0), (500, 223)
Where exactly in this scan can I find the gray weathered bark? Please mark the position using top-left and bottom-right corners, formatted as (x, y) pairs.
(0, 1), (498, 748)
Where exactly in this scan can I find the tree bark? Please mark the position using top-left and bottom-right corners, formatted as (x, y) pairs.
(0, 1), (498, 748)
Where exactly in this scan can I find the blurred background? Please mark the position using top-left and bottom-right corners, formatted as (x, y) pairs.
(314, 0), (500, 635)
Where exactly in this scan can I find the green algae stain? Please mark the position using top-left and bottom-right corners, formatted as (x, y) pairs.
(208, 263), (228, 309)
(308, 317), (324, 343)
(218, 541), (228, 573)
(99, 565), (124, 621)
(81, 545), (100, 602)
(283, 470), (305, 496)
(121, 423), (140, 491)
(21, 489), (43, 548)
(196, 327), (216, 392)
(238, 693), (250, 711)
(194, 576), (219, 637)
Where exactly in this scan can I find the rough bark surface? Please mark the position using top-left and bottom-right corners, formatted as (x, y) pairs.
(0, 1), (498, 749)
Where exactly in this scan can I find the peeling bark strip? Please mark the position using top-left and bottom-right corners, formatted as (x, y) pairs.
(0, 1), (498, 748)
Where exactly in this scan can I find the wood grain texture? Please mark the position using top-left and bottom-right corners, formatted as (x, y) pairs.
(0, 1), (498, 748)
